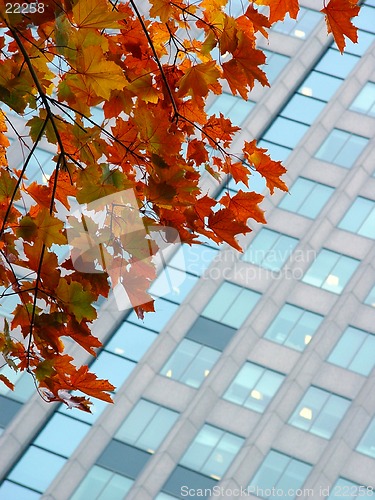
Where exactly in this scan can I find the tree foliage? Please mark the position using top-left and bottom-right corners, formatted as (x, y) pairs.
(0, 0), (360, 411)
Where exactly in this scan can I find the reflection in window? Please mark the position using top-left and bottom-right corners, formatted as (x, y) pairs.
(278, 177), (333, 218)
(71, 465), (134, 500)
(180, 424), (244, 480)
(0, 481), (40, 500)
(338, 197), (375, 239)
(356, 418), (375, 459)
(302, 249), (359, 294)
(202, 281), (261, 329)
(207, 93), (254, 127)
(248, 450), (312, 499)
(281, 94), (326, 125)
(223, 362), (285, 412)
(288, 386), (351, 439)
(242, 229), (298, 272)
(115, 400), (178, 453)
(365, 285), (375, 307)
(264, 304), (323, 351)
(350, 82), (375, 117)
(315, 129), (369, 168)
(160, 338), (220, 388)
(328, 326), (375, 376)
(298, 71), (342, 102)
(328, 478), (375, 499)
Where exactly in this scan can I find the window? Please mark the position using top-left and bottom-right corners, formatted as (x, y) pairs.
(315, 48), (359, 79)
(327, 326), (375, 376)
(338, 197), (375, 239)
(0, 481), (40, 500)
(298, 71), (342, 102)
(0, 396), (22, 432)
(248, 450), (312, 499)
(0, 365), (34, 402)
(263, 50), (290, 84)
(168, 243), (219, 276)
(223, 362), (285, 412)
(127, 297), (178, 332)
(115, 400), (178, 453)
(149, 267), (199, 304)
(179, 424), (244, 479)
(264, 304), (323, 351)
(162, 466), (217, 498)
(272, 7), (322, 38)
(106, 322), (157, 362)
(302, 249), (359, 294)
(288, 386), (351, 439)
(278, 177), (333, 218)
(7, 446), (66, 492)
(202, 282), (261, 329)
(71, 465), (134, 500)
(243, 229), (298, 272)
(357, 418), (375, 459)
(160, 338), (221, 388)
(350, 82), (375, 117)
(365, 285), (375, 307)
(315, 129), (369, 168)
(207, 93), (254, 126)
(281, 94), (326, 125)
(262, 117), (309, 150)
(33, 413), (90, 457)
(328, 478), (375, 499)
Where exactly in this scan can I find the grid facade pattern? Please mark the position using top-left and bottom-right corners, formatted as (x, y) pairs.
(1, 1), (375, 499)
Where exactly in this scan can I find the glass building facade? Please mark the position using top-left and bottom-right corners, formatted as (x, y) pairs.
(1, 1), (375, 498)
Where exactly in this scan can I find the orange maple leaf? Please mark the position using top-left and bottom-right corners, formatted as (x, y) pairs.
(220, 190), (266, 225)
(321, 0), (360, 53)
(255, 0), (299, 23)
(208, 208), (251, 251)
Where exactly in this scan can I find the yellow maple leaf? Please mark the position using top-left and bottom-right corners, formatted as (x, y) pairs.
(72, 0), (125, 29)
(177, 61), (222, 98)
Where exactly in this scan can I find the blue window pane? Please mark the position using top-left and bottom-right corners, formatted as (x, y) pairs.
(339, 197), (375, 238)
(257, 140), (292, 162)
(263, 117), (309, 149)
(91, 351), (135, 390)
(282, 95), (326, 125)
(249, 450), (312, 499)
(168, 244), (219, 276)
(97, 473), (134, 499)
(289, 387), (350, 439)
(279, 178), (334, 218)
(160, 339), (221, 388)
(34, 413), (90, 457)
(357, 419), (375, 458)
(243, 229), (298, 272)
(263, 50), (290, 84)
(106, 322), (157, 361)
(345, 30), (374, 55)
(115, 400), (178, 452)
(202, 282), (260, 328)
(356, 5), (375, 33)
(334, 134), (369, 168)
(207, 93), (254, 126)
(180, 425), (244, 479)
(299, 71), (342, 101)
(328, 326), (375, 376)
(315, 129), (369, 168)
(302, 249), (359, 294)
(272, 8), (321, 38)
(8, 446), (66, 492)
(315, 129), (350, 164)
(315, 49), (359, 79)
(0, 481), (40, 499)
(350, 82), (375, 116)
(71, 465), (134, 500)
(224, 362), (285, 412)
(149, 267), (198, 304)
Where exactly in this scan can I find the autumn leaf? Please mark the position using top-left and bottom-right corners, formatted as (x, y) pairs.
(177, 61), (222, 98)
(55, 279), (96, 322)
(321, 0), (360, 53)
(243, 140), (288, 194)
(255, 0), (299, 23)
(72, 0), (125, 28)
(220, 190), (266, 224)
(0, 373), (14, 391)
(208, 208), (251, 251)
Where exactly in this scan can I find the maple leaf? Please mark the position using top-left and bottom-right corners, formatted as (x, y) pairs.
(72, 0), (125, 29)
(243, 140), (288, 194)
(208, 208), (251, 251)
(0, 373), (14, 391)
(321, 0), (360, 53)
(177, 61), (222, 98)
(220, 190), (266, 224)
(55, 279), (96, 323)
(255, 0), (299, 23)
